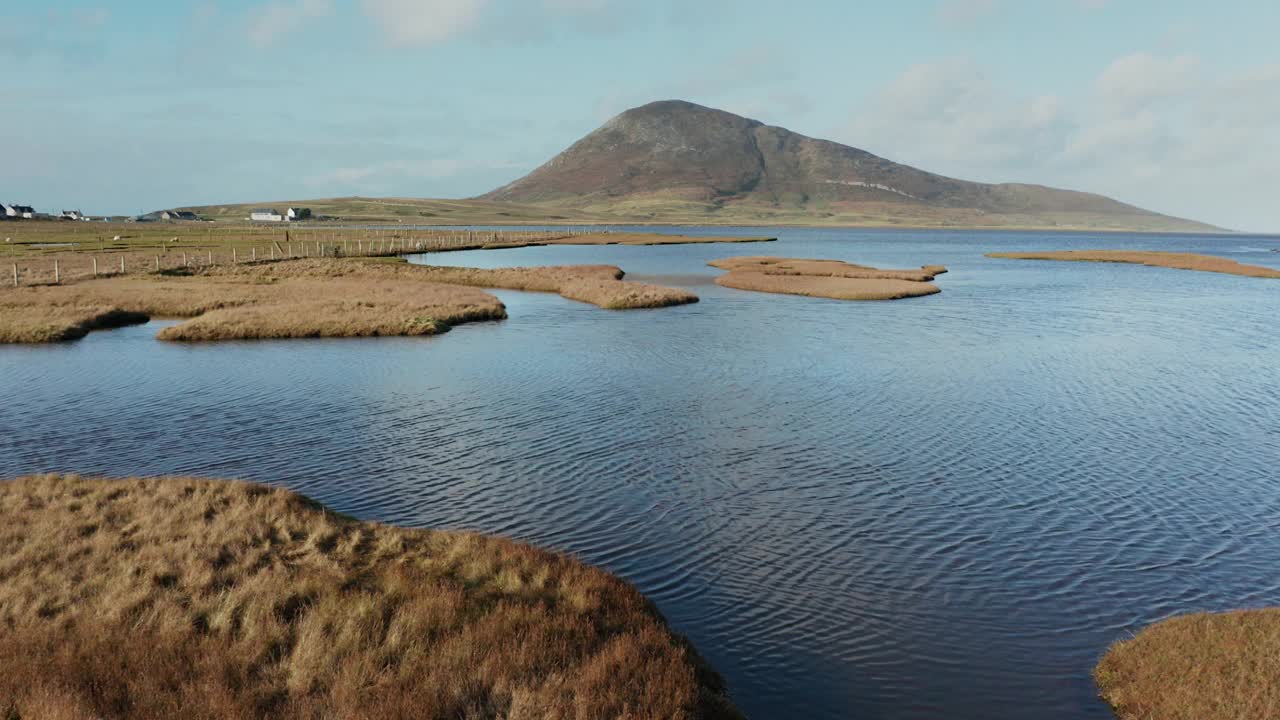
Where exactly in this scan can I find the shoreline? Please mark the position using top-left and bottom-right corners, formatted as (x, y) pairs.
(0, 474), (742, 719)
(0, 258), (698, 344)
(1095, 608), (1280, 720)
(709, 256), (946, 301)
(988, 250), (1280, 278)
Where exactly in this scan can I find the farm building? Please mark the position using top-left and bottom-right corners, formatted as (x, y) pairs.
(158, 210), (199, 221)
(286, 207), (312, 221)
(60, 209), (84, 221)
(250, 208), (284, 222)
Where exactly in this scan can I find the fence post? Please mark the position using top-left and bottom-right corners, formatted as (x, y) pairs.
(11, 263), (17, 287)
(93, 256), (98, 277)
(121, 255), (125, 273)
(252, 247), (256, 261)
(208, 250), (212, 265)
(155, 255), (160, 271)
(54, 259), (59, 284)
(232, 247), (237, 263)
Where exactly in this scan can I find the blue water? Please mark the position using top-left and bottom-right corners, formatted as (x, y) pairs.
(2, 227), (1279, 719)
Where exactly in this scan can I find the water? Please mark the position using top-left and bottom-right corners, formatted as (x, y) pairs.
(3, 227), (1279, 719)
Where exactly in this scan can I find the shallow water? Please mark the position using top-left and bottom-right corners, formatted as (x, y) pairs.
(3, 227), (1279, 719)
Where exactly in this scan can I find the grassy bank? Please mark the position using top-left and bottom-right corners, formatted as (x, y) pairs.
(407, 263), (698, 310)
(0, 259), (508, 343)
(167, 196), (1224, 233)
(0, 474), (741, 720)
(1, 221), (771, 286)
(0, 258), (698, 343)
(709, 256), (946, 300)
(987, 250), (1280, 278)
(1095, 609), (1280, 719)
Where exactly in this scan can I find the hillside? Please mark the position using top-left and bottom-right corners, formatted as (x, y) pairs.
(180, 101), (1219, 232)
(479, 100), (1218, 233)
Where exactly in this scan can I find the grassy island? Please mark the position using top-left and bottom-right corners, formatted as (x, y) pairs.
(1095, 609), (1280, 720)
(0, 474), (741, 720)
(987, 250), (1280, 279)
(709, 256), (946, 300)
(0, 258), (696, 343)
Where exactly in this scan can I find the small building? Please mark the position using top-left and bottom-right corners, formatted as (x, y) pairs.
(0, 204), (14, 219)
(158, 210), (198, 221)
(250, 208), (284, 222)
(60, 209), (83, 221)
(286, 207), (312, 222)
(14, 205), (35, 219)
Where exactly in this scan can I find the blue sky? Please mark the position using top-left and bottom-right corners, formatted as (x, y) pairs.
(3, 0), (1277, 231)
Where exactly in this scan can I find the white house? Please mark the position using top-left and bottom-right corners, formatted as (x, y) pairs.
(60, 209), (83, 221)
(250, 208), (284, 222)
(14, 205), (35, 219)
(1, 204), (15, 219)
(285, 207), (312, 222)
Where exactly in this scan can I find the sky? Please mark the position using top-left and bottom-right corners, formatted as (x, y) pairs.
(3, 0), (1278, 231)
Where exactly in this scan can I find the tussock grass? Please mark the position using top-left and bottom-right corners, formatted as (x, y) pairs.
(0, 258), (696, 343)
(408, 263), (699, 310)
(709, 256), (946, 282)
(988, 250), (1280, 278)
(0, 474), (741, 720)
(709, 256), (944, 300)
(1094, 609), (1280, 720)
(0, 306), (151, 343)
(0, 260), (506, 344)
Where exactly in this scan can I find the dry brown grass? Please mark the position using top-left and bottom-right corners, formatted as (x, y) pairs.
(408, 264), (699, 310)
(0, 260), (507, 343)
(708, 256), (945, 300)
(987, 250), (1280, 278)
(1094, 609), (1280, 720)
(0, 258), (698, 343)
(708, 256), (947, 282)
(1, 222), (771, 286)
(0, 475), (740, 720)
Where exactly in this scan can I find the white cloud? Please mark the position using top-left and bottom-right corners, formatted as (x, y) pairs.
(360, 0), (487, 46)
(844, 54), (1280, 231)
(247, 0), (332, 48)
(1096, 52), (1200, 112)
(847, 58), (1070, 172)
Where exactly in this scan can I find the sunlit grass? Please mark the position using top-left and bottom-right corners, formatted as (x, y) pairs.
(988, 250), (1280, 278)
(1095, 609), (1280, 720)
(709, 256), (945, 300)
(0, 474), (741, 720)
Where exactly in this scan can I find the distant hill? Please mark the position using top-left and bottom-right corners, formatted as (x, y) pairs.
(479, 100), (1219, 233)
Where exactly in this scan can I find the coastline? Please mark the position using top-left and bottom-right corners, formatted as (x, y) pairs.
(0, 474), (742, 719)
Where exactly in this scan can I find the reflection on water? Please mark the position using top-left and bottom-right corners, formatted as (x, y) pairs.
(2, 228), (1279, 719)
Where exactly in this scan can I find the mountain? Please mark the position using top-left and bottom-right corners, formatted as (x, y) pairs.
(480, 100), (1218, 232)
